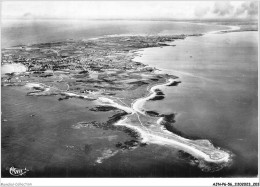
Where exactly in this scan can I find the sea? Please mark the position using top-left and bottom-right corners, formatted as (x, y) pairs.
(1, 19), (258, 177)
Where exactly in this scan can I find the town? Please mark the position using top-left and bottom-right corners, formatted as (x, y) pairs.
(1, 35), (183, 103)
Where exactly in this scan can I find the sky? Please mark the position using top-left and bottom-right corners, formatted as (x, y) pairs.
(1, 1), (258, 20)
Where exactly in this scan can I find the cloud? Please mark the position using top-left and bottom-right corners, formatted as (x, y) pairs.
(212, 2), (234, 16)
(235, 1), (258, 17)
(2, 1), (257, 20)
(22, 12), (33, 18)
(194, 6), (210, 18)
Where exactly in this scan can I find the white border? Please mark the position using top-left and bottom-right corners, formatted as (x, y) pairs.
(1, 0), (259, 186)
(1, 178), (260, 187)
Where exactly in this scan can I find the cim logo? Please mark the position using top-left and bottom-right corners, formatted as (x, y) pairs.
(9, 166), (29, 176)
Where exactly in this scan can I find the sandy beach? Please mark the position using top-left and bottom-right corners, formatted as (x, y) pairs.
(1, 63), (27, 75)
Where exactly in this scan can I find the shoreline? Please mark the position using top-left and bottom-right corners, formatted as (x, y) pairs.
(113, 78), (233, 170)
(20, 73), (233, 171)
(1, 24), (244, 172)
(108, 25), (243, 170)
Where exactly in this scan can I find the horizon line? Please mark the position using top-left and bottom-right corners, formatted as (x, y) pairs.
(2, 17), (258, 21)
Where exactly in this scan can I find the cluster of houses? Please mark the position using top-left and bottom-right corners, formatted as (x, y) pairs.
(1, 34), (176, 76)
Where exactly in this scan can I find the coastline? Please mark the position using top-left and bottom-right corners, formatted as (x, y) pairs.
(1, 23), (253, 173)
(113, 77), (233, 171)
(107, 24), (247, 170)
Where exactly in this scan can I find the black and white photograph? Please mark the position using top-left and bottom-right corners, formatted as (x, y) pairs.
(1, 0), (259, 186)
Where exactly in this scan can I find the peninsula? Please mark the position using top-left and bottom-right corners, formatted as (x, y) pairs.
(1, 34), (232, 172)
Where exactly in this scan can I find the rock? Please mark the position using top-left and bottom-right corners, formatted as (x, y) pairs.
(139, 142), (148, 147)
(125, 140), (139, 146)
(154, 89), (164, 95)
(115, 142), (123, 148)
(148, 95), (165, 101)
(167, 81), (181, 86)
(89, 106), (119, 112)
(78, 70), (89, 74)
(146, 111), (160, 117)
(161, 113), (176, 123)
(84, 144), (92, 154)
(143, 67), (154, 72)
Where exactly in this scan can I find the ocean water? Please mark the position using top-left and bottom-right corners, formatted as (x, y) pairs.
(1, 87), (238, 178)
(1, 20), (258, 177)
(1, 86), (134, 177)
(134, 31), (258, 176)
